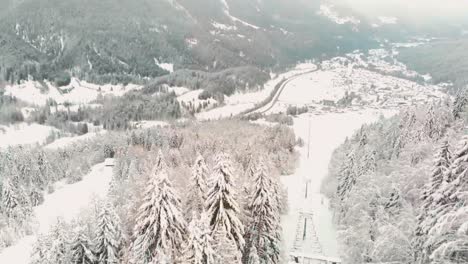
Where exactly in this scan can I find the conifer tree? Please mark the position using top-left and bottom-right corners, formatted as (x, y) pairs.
(1, 178), (19, 217)
(70, 231), (96, 264)
(244, 158), (281, 263)
(337, 150), (357, 201)
(414, 140), (452, 262)
(212, 227), (242, 264)
(425, 136), (468, 262)
(423, 103), (438, 140)
(182, 211), (216, 264)
(247, 245), (260, 264)
(206, 152), (245, 251)
(32, 220), (73, 264)
(96, 201), (123, 264)
(186, 154), (209, 219)
(133, 153), (186, 263)
(452, 90), (468, 119)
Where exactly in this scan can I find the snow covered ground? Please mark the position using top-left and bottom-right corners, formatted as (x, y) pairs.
(0, 123), (57, 148)
(282, 110), (396, 262)
(5, 78), (142, 106)
(44, 131), (106, 150)
(0, 161), (113, 263)
(264, 55), (446, 114)
(196, 63), (317, 120)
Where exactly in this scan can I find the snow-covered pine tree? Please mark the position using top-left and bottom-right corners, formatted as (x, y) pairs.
(337, 150), (357, 201)
(132, 153), (186, 263)
(384, 187), (402, 213)
(96, 201), (123, 264)
(70, 231), (96, 264)
(425, 136), (468, 262)
(247, 245), (260, 264)
(356, 149), (377, 177)
(212, 226), (242, 264)
(35, 150), (50, 186)
(244, 158), (280, 264)
(186, 154), (209, 219)
(31, 234), (51, 264)
(452, 89), (468, 119)
(359, 131), (368, 147)
(32, 219), (73, 264)
(205, 152), (245, 251)
(182, 211), (216, 264)
(414, 140), (452, 262)
(423, 103), (439, 140)
(405, 108), (418, 140)
(390, 109), (417, 159)
(427, 140), (451, 209)
(1, 178), (19, 217)
(155, 149), (168, 172)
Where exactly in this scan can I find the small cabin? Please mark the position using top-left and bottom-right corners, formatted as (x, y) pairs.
(104, 158), (115, 167)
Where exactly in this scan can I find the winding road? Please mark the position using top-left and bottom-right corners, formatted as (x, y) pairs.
(243, 67), (318, 116)
(243, 65), (393, 264)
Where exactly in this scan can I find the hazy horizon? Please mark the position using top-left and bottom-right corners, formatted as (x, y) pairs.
(336, 0), (468, 22)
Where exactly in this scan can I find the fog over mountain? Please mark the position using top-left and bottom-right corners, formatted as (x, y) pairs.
(2, 1), (468, 264)
(339, 0), (468, 17)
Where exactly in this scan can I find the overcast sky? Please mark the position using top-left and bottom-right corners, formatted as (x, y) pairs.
(337, 0), (468, 21)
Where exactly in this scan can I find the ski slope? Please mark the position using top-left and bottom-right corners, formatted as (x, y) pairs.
(282, 110), (396, 263)
(0, 162), (113, 263)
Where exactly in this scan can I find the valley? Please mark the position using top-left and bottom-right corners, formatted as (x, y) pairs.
(1, 1), (468, 263)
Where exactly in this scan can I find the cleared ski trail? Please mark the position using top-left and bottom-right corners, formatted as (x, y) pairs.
(281, 110), (395, 262)
(0, 162), (113, 263)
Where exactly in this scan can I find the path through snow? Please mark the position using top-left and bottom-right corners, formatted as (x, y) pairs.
(282, 110), (396, 262)
(0, 162), (113, 263)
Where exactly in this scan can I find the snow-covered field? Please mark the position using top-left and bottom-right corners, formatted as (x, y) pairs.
(5, 78), (142, 106)
(44, 131), (106, 150)
(0, 123), (57, 148)
(196, 63), (317, 120)
(0, 162), (113, 263)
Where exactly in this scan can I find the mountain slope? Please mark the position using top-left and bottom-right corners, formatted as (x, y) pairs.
(0, 0), (465, 86)
(0, 0), (378, 85)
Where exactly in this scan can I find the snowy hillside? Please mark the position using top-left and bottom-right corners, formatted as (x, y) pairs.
(0, 123), (57, 148)
(5, 78), (142, 106)
(0, 162), (113, 263)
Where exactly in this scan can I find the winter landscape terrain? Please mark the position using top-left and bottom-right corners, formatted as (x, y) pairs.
(1, 0), (468, 264)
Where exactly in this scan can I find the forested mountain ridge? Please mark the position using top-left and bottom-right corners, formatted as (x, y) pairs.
(0, 0), (465, 86)
(398, 38), (468, 90)
(323, 94), (468, 263)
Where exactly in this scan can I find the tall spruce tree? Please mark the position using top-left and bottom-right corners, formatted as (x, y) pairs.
(206, 152), (245, 251)
(182, 211), (216, 264)
(425, 136), (468, 262)
(212, 227), (242, 264)
(337, 150), (357, 201)
(244, 158), (281, 263)
(247, 245), (260, 264)
(414, 140), (452, 262)
(132, 152), (186, 263)
(1, 178), (19, 217)
(96, 201), (123, 264)
(452, 90), (468, 119)
(70, 231), (97, 264)
(186, 154), (209, 219)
